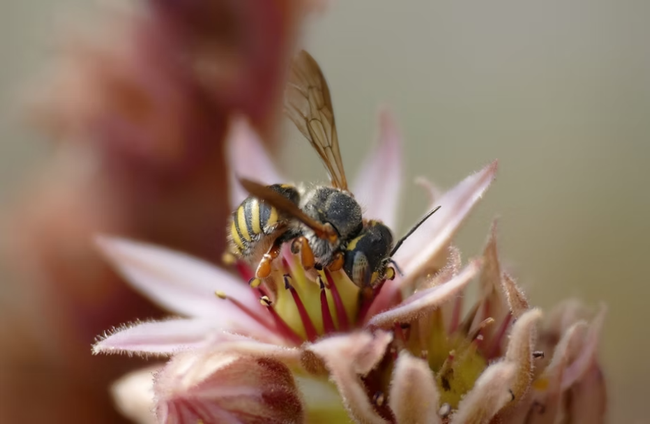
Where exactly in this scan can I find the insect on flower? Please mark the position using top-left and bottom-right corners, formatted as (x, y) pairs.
(228, 50), (440, 289)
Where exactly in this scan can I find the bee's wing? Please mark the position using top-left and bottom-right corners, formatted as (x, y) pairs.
(238, 177), (335, 240)
(284, 50), (348, 191)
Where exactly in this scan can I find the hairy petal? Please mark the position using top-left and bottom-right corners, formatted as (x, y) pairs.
(501, 272), (529, 319)
(306, 331), (393, 424)
(395, 161), (497, 279)
(450, 361), (517, 424)
(353, 108), (403, 230)
(505, 308), (542, 402)
(111, 366), (159, 424)
(561, 305), (606, 390)
(92, 319), (252, 356)
(389, 351), (441, 424)
(156, 349), (304, 424)
(524, 322), (587, 424)
(475, 222), (509, 340)
(95, 236), (260, 319)
(226, 116), (285, 210)
(367, 260), (480, 328)
(567, 363), (607, 423)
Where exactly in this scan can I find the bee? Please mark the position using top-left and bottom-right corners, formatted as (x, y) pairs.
(239, 50), (442, 288)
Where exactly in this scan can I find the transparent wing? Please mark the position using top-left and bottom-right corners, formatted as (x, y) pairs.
(284, 50), (348, 191)
(238, 178), (334, 240)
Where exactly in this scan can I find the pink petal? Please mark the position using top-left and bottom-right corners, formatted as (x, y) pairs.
(111, 366), (159, 424)
(394, 161), (498, 282)
(524, 322), (587, 424)
(367, 260), (480, 328)
(352, 108), (403, 229)
(226, 116), (285, 210)
(561, 305), (606, 390)
(504, 308), (542, 401)
(156, 349), (304, 424)
(389, 351), (441, 424)
(92, 318), (250, 356)
(95, 236), (261, 320)
(450, 361), (517, 424)
(305, 331), (393, 424)
(475, 221), (510, 339)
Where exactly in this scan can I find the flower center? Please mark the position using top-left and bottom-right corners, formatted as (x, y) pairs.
(235, 247), (362, 343)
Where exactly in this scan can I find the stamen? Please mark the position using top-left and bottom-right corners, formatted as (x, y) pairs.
(358, 280), (386, 324)
(468, 317), (495, 342)
(259, 296), (303, 345)
(487, 313), (513, 359)
(324, 269), (349, 331)
(319, 278), (336, 334)
(235, 260), (254, 282)
(215, 291), (267, 324)
(284, 275), (318, 342)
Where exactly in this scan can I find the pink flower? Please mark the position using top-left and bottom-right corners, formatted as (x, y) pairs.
(94, 115), (606, 423)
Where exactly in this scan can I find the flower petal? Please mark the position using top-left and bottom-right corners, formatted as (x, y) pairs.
(475, 222), (509, 338)
(504, 308), (542, 402)
(226, 116), (285, 210)
(502, 272), (529, 319)
(524, 321), (587, 424)
(395, 161), (498, 281)
(353, 108), (403, 229)
(389, 351), (441, 424)
(95, 236), (261, 320)
(92, 318), (251, 356)
(156, 348), (304, 424)
(561, 305), (606, 390)
(305, 331), (393, 424)
(450, 361), (517, 424)
(367, 260), (480, 328)
(111, 366), (159, 424)
(566, 363), (607, 423)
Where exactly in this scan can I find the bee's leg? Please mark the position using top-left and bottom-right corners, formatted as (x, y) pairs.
(255, 238), (284, 279)
(328, 251), (345, 272)
(291, 237), (315, 271)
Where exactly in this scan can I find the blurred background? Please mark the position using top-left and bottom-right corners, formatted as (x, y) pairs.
(1, 0), (649, 422)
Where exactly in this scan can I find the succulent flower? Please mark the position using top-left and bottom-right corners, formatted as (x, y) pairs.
(94, 114), (606, 423)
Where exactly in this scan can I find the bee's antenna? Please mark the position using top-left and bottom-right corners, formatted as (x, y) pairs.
(389, 205), (441, 257)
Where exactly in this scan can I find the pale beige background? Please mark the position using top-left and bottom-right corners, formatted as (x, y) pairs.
(2, 0), (649, 422)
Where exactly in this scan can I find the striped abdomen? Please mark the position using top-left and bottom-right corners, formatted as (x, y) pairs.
(228, 184), (300, 259)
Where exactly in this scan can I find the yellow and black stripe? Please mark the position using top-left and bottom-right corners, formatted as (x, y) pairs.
(229, 184), (300, 255)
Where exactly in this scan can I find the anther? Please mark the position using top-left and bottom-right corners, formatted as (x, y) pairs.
(533, 350), (545, 359)
(372, 392), (385, 407)
(509, 389), (515, 402)
(248, 278), (262, 288)
(215, 291), (227, 299)
(283, 274), (293, 290)
(314, 263), (323, 271)
(260, 296), (272, 307)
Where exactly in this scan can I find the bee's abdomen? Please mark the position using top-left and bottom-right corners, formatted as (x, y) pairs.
(228, 184), (300, 258)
